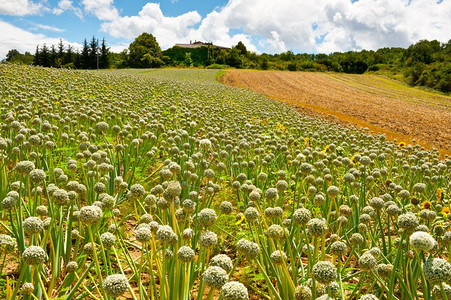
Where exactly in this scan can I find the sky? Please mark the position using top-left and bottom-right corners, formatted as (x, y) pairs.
(0, 0), (450, 59)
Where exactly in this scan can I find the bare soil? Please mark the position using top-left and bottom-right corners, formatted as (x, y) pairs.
(223, 70), (451, 155)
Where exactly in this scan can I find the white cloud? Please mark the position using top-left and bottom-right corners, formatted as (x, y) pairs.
(316, 0), (451, 53)
(53, 0), (83, 19)
(198, 0), (451, 53)
(101, 3), (202, 49)
(65, 0), (451, 54)
(0, 0), (45, 16)
(81, 0), (119, 21)
(0, 19), (81, 59)
(266, 31), (287, 53)
(33, 24), (65, 32)
(197, 0), (322, 53)
(93, 0), (323, 53)
(108, 43), (128, 53)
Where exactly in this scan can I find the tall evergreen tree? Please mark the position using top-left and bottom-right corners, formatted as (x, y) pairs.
(58, 39), (64, 58)
(80, 39), (90, 69)
(50, 45), (57, 67)
(63, 45), (73, 66)
(100, 38), (110, 69)
(33, 45), (40, 66)
(89, 36), (99, 69)
(41, 44), (50, 67)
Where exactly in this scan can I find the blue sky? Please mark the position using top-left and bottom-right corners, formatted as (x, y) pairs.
(0, 0), (450, 59)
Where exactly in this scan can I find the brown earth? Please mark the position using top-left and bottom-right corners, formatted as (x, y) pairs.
(223, 70), (451, 156)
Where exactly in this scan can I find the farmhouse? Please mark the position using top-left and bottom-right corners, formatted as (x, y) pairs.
(163, 40), (231, 66)
(173, 40), (230, 50)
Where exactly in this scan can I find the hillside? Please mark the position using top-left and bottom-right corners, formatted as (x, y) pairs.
(223, 70), (451, 155)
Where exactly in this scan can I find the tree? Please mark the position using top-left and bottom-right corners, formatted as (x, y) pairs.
(128, 32), (162, 68)
(235, 41), (247, 55)
(184, 53), (193, 67)
(3, 49), (33, 65)
(50, 45), (57, 67)
(5, 49), (20, 62)
(58, 39), (64, 58)
(34, 46), (40, 65)
(109, 49), (129, 68)
(40, 44), (51, 67)
(63, 45), (74, 67)
(80, 39), (90, 69)
(99, 38), (110, 69)
(226, 48), (243, 68)
(89, 36), (99, 69)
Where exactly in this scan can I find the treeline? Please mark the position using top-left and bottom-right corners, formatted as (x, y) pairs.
(32, 37), (110, 69)
(163, 39), (450, 92)
(254, 40), (451, 92)
(2, 34), (450, 92)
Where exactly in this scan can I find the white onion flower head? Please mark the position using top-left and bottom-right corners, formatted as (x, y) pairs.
(307, 218), (328, 237)
(423, 257), (451, 285)
(165, 181), (181, 198)
(177, 246), (195, 263)
(100, 232), (116, 248)
(198, 208), (217, 227)
(52, 189), (70, 206)
(293, 208), (312, 225)
(0, 234), (17, 253)
(203, 266), (228, 289)
(210, 254), (233, 273)
(129, 184), (146, 199)
(359, 252), (377, 270)
(16, 160), (35, 175)
(199, 230), (218, 248)
(410, 231), (436, 252)
(22, 245), (47, 265)
(326, 186), (340, 197)
(135, 227), (152, 243)
(66, 261), (78, 273)
(79, 205), (103, 225)
(199, 139), (212, 150)
(312, 261), (337, 284)
(294, 284), (312, 300)
(236, 238), (259, 260)
(21, 282), (34, 295)
(221, 281), (249, 300)
(23, 217), (44, 235)
(29, 169), (46, 184)
(183, 228), (195, 240)
(156, 225), (177, 244)
(265, 188), (278, 200)
(103, 274), (129, 298)
(398, 212), (419, 233)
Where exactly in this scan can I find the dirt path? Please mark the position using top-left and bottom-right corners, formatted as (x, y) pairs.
(223, 70), (451, 155)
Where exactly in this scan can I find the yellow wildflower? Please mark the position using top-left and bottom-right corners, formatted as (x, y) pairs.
(420, 200), (432, 210)
(235, 214), (245, 225)
(436, 188), (443, 203)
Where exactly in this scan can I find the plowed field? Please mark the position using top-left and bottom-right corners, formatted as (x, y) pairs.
(223, 70), (451, 154)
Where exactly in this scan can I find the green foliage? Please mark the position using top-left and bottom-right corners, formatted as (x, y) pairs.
(31, 37), (110, 69)
(128, 32), (163, 68)
(235, 41), (247, 55)
(163, 46), (209, 66)
(2, 49), (34, 65)
(5, 36), (449, 92)
(206, 64), (229, 69)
